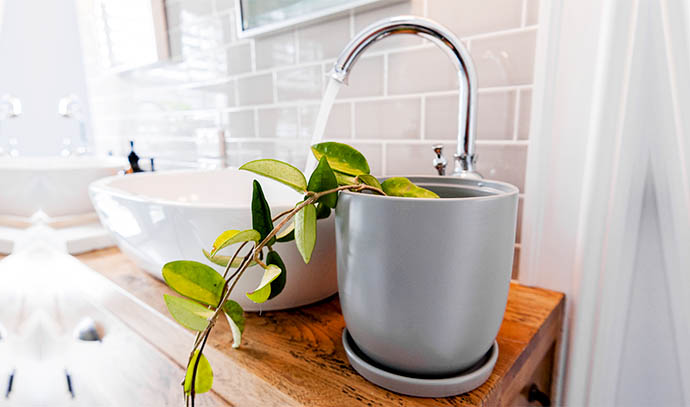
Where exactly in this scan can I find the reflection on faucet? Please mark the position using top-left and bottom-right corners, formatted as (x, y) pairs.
(330, 16), (481, 178)
(58, 94), (89, 156)
(0, 94), (22, 157)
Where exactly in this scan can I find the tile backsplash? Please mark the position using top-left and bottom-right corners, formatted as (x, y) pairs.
(76, 0), (537, 276)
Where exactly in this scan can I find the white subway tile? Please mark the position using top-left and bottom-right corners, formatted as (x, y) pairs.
(276, 65), (323, 101)
(470, 30), (537, 87)
(388, 47), (459, 94)
(255, 31), (296, 69)
(335, 55), (384, 99)
(525, 0), (540, 25)
(518, 88), (531, 140)
(425, 95), (458, 140)
(214, 0), (234, 13)
(427, 0), (522, 37)
(257, 107), (299, 138)
(477, 91), (516, 140)
(196, 81), (236, 109)
(354, 1), (425, 51)
(224, 43), (252, 75)
(475, 144), (527, 191)
(297, 17), (350, 63)
(299, 102), (351, 140)
(225, 110), (255, 139)
(236, 73), (273, 105)
(354, 99), (421, 140)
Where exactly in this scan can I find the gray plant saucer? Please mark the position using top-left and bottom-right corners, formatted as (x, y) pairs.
(342, 328), (498, 398)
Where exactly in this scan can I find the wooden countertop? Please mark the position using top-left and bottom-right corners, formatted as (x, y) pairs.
(77, 248), (565, 406)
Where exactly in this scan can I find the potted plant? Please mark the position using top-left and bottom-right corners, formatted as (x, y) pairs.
(160, 142), (518, 404)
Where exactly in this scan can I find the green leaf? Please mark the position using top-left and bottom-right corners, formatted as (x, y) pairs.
(307, 156), (339, 208)
(266, 251), (286, 300)
(334, 171), (358, 186)
(202, 249), (255, 269)
(275, 221), (295, 243)
(240, 159), (307, 193)
(316, 203), (331, 220)
(211, 229), (261, 256)
(251, 180), (275, 246)
(184, 350), (213, 395)
(356, 174), (383, 191)
(311, 142), (370, 176)
(222, 300), (245, 349)
(381, 177), (440, 199)
(295, 204), (317, 263)
(245, 264), (282, 303)
(162, 261), (225, 306)
(163, 295), (213, 331)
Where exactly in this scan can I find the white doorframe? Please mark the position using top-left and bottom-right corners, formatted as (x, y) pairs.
(519, 0), (690, 404)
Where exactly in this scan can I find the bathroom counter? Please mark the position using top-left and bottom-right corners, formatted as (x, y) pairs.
(77, 248), (565, 406)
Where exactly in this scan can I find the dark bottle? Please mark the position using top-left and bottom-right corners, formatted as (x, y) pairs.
(127, 140), (143, 173)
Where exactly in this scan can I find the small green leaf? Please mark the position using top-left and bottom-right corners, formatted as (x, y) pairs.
(334, 171), (358, 186)
(240, 159), (307, 193)
(222, 300), (245, 348)
(295, 204), (317, 264)
(275, 221), (295, 243)
(266, 251), (286, 300)
(356, 174), (383, 191)
(311, 142), (370, 176)
(307, 156), (338, 208)
(202, 249), (255, 269)
(246, 264), (282, 303)
(316, 203), (331, 220)
(251, 180), (275, 246)
(184, 351), (213, 395)
(162, 261), (225, 306)
(164, 295), (213, 331)
(211, 229), (261, 256)
(381, 177), (440, 198)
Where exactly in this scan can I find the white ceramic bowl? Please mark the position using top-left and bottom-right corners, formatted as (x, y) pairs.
(89, 169), (337, 311)
(0, 156), (124, 219)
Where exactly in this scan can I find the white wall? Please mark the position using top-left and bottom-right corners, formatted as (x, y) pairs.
(0, 0), (91, 156)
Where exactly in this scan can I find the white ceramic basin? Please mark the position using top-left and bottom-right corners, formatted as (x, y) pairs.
(89, 169), (337, 311)
(0, 156), (124, 219)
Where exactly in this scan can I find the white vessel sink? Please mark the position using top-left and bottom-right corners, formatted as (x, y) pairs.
(0, 156), (124, 220)
(89, 169), (337, 311)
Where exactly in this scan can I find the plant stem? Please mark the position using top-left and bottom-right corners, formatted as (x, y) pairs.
(184, 182), (385, 404)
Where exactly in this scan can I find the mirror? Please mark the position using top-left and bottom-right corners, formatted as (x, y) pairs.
(94, 0), (170, 72)
(235, 0), (403, 38)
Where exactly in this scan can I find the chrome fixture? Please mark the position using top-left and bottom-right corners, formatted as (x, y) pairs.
(330, 16), (481, 178)
(0, 94), (22, 157)
(58, 94), (89, 156)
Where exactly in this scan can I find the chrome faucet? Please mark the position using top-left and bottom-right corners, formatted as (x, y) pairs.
(58, 94), (89, 156)
(0, 94), (22, 156)
(330, 16), (481, 178)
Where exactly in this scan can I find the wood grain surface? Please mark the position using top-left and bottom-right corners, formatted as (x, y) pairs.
(77, 247), (565, 406)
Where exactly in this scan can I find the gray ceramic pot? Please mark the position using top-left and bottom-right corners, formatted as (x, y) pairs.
(335, 176), (519, 376)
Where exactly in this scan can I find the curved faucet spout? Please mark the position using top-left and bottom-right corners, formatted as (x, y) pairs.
(331, 16), (481, 178)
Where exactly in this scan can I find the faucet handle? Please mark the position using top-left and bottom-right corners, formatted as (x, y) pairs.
(432, 144), (447, 176)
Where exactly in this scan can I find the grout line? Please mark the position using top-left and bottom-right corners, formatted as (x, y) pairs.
(213, 138), (530, 147)
(252, 107), (259, 138)
(422, 0), (429, 17)
(271, 71), (278, 103)
(349, 9), (355, 37)
(293, 29), (300, 64)
(90, 85), (534, 115)
(512, 89), (521, 141)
